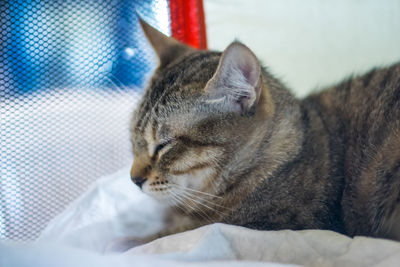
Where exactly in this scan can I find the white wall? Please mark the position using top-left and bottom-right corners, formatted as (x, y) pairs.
(204, 0), (400, 97)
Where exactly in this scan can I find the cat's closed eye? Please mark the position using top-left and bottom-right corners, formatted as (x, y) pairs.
(154, 140), (172, 157)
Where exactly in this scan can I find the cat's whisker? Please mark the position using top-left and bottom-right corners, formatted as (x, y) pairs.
(167, 188), (180, 204)
(179, 198), (214, 224)
(169, 189), (194, 211)
(168, 183), (223, 199)
(167, 194), (178, 207)
(172, 186), (232, 212)
(173, 187), (229, 218)
(170, 188), (215, 223)
(168, 184), (230, 213)
(167, 189), (187, 214)
(187, 197), (230, 217)
(169, 189), (190, 211)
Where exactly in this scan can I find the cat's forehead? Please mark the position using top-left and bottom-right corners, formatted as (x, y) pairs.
(133, 101), (208, 138)
(150, 51), (221, 99)
(132, 51), (221, 132)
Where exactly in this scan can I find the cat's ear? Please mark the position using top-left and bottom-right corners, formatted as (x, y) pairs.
(204, 42), (262, 114)
(139, 18), (194, 67)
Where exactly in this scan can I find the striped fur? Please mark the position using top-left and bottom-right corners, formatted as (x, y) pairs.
(129, 21), (400, 241)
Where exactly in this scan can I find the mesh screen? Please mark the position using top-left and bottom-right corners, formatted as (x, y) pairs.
(0, 0), (170, 241)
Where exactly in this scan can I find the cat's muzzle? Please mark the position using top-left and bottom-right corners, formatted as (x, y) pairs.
(131, 176), (147, 189)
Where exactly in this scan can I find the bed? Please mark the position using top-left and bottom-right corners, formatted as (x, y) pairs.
(2, 167), (400, 267)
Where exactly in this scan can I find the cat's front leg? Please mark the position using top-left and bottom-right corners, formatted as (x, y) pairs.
(105, 212), (205, 252)
(136, 211), (206, 242)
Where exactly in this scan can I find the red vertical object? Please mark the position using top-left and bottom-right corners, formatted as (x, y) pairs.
(169, 0), (207, 49)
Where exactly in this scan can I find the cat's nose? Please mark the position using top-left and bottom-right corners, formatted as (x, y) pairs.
(131, 176), (147, 189)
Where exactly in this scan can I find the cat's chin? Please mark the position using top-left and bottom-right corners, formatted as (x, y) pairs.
(146, 193), (172, 202)
(148, 194), (178, 209)
(141, 184), (174, 204)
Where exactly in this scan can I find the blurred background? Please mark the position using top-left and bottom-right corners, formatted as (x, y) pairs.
(1, 0), (400, 241)
(205, 0), (400, 97)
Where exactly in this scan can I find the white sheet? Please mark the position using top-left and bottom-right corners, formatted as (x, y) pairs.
(2, 167), (400, 267)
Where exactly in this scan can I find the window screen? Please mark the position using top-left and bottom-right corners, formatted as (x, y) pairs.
(0, 0), (170, 241)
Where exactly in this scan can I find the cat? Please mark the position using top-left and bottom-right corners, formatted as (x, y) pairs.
(129, 18), (400, 242)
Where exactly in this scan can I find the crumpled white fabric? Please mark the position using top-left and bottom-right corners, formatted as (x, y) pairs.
(2, 166), (400, 267)
(38, 166), (166, 252)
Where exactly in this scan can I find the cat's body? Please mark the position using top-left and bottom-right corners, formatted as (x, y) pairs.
(226, 63), (400, 239)
(130, 19), (400, 242)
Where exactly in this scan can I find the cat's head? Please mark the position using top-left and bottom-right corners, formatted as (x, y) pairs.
(129, 19), (286, 206)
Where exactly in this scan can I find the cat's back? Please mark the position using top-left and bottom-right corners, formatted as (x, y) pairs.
(314, 62), (400, 163)
(311, 62), (400, 123)
(305, 62), (400, 239)
(306, 62), (400, 151)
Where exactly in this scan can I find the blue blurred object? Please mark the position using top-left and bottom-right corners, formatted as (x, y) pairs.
(0, 0), (170, 95)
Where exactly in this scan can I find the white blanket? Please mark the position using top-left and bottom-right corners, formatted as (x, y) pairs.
(1, 167), (400, 267)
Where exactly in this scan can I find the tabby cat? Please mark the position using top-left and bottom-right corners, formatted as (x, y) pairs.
(129, 19), (400, 242)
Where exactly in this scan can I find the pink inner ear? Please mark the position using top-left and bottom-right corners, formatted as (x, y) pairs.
(205, 42), (262, 112)
(239, 48), (261, 87)
(241, 61), (256, 85)
(225, 43), (260, 88)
